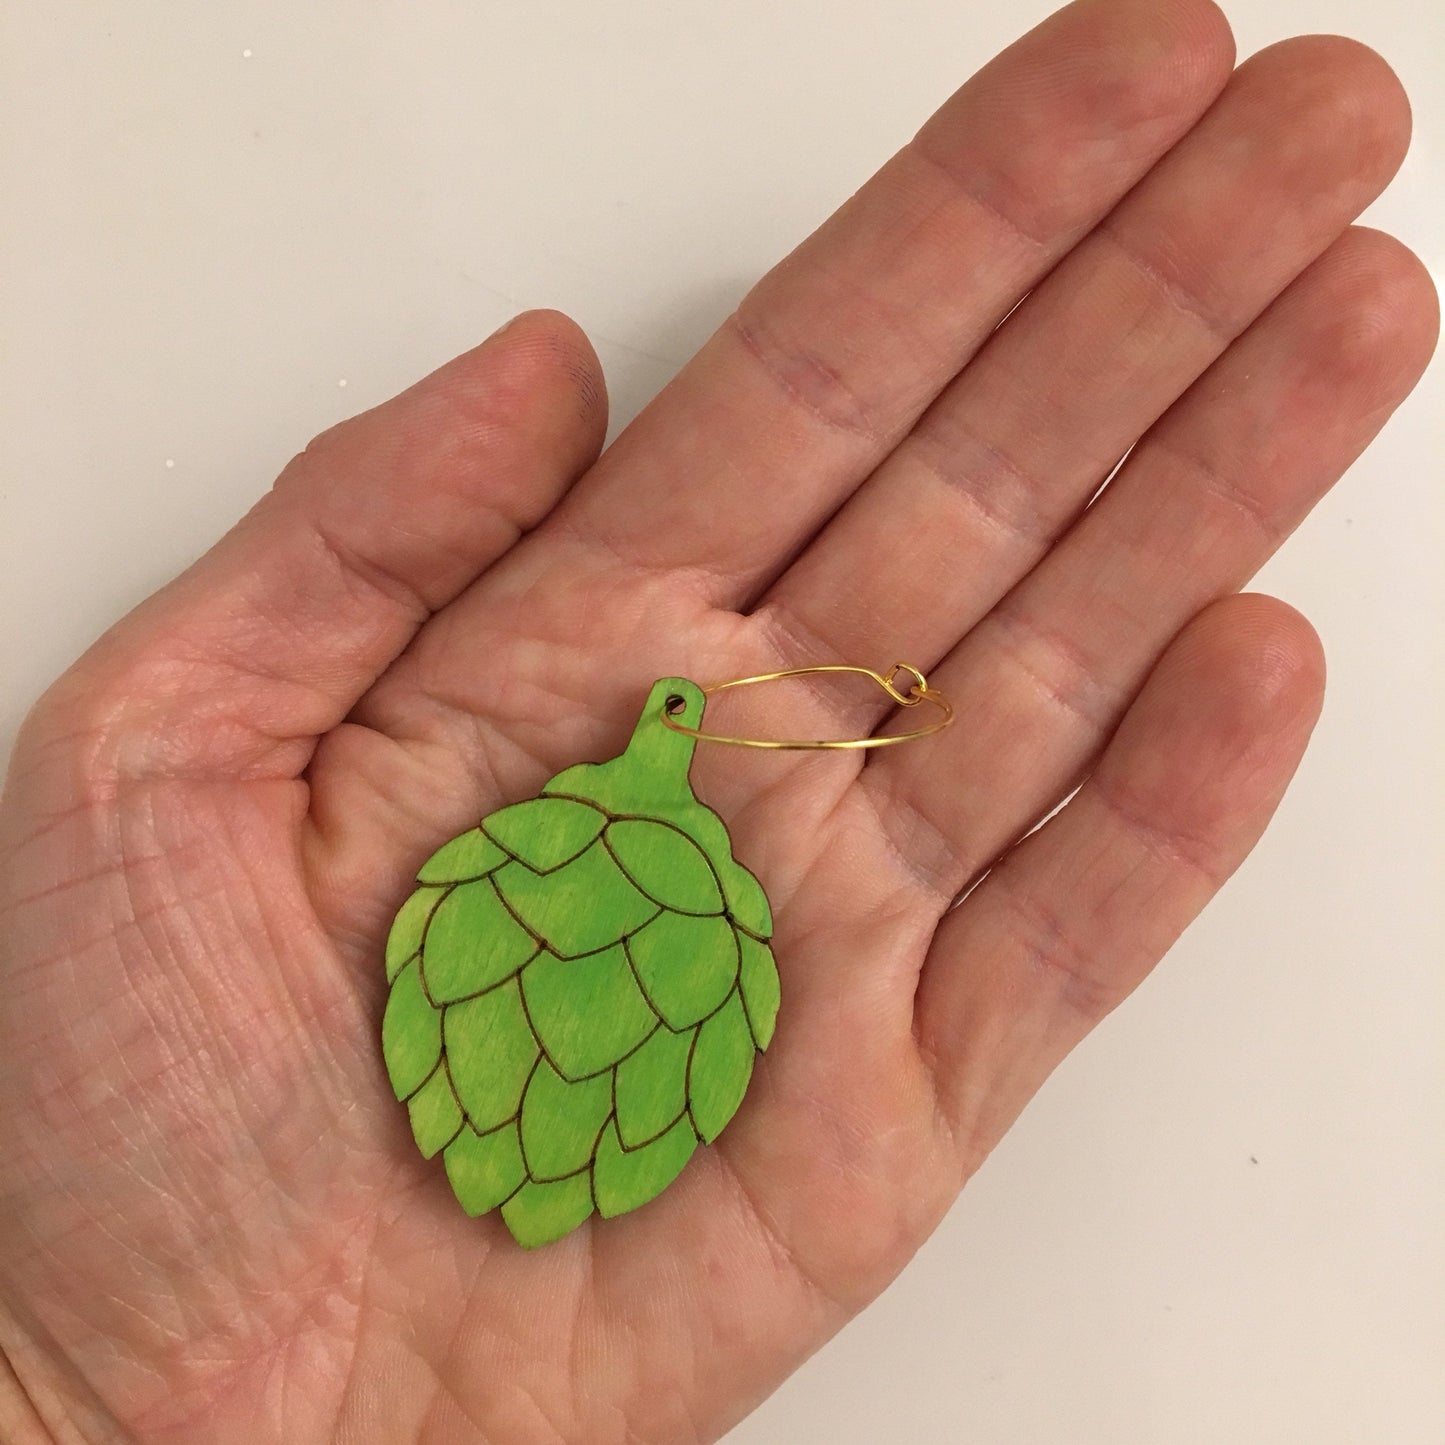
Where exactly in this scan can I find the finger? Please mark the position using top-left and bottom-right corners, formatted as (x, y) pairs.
(914, 594), (1324, 1165)
(757, 35), (1411, 676)
(867, 225), (1438, 898)
(546, 0), (1234, 597)
(33, 311), (607, 789)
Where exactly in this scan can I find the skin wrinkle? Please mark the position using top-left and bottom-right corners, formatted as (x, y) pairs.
(562, 1233), (601, 1445)
(726, 1076), (920, 1315)
(712, 1153), (846, 1339)
(303, 517), (437, 632)
(54, 665), (321, 793)
(0, 795), (97, 862)
(598, 1234), (703, 1442)
(196, 796), (367, 1060)
(327, 1227), (381, 1445)
(549, 504), (723, 597)
(725, 307), (889, 453)
(5, 855), (152, 914)
(1092, 763), (1251, 889)
(381, 564), (655, 743)
(901, 135), (1057, 256)
(735, 225), (972, 437)
(906, 987), (969, 1179)
(118, 1200), (371, 1439)
(993, 861), (1144, 1024)
(854, 766), (972, 908)
(1147, 429), (1289, 545)
(434, 1247), (584, 1445)
(719, 904), (944, 1297)
(1095, 217), (1239, 345)
(910, 408), (1062, 556)
(124, 674), (333, 782)
(985, 602), (1123, 737)
(31, 1007), (188, 1200)
(544, 445), (760, 596)
(717, 772), (845, 919)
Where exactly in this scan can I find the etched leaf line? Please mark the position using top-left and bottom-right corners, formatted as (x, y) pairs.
(542, 791), (771, 940)
(406, 992), (747, 1164)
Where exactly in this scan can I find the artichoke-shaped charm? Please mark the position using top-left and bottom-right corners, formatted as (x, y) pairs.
(381, 678), (779, 1247)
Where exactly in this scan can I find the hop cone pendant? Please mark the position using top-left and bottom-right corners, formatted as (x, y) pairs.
(380, 678), (780, 1247)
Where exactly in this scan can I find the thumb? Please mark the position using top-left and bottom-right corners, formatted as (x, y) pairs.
(16, 310), (607, 805)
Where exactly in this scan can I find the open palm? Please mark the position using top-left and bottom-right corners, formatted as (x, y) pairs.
(0, 1), (1435, 1440)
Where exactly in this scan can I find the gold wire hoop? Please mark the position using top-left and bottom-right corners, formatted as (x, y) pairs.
(658, 662), (953, 751)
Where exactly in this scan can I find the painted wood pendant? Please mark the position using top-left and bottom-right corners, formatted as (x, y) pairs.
(380, 677), (779, 1248)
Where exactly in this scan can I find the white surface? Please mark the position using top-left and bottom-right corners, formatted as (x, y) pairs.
(2, 3), (1440, 1441)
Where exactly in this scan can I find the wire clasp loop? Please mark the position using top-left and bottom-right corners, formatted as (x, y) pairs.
(659, 661), (953, 751)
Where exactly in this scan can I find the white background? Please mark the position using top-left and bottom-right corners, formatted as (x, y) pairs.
(2, 2), (1440, 1441)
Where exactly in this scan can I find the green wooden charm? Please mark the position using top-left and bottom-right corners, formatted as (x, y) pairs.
(381, 677), (779, 1248)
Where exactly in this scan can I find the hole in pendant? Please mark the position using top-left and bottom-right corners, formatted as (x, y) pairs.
(664, 694), (686, 715)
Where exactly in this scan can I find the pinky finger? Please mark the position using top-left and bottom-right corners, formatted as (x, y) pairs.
(916, 592), (1325, 1168)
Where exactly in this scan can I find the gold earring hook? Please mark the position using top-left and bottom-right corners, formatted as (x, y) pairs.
(658, 662), (953, 750)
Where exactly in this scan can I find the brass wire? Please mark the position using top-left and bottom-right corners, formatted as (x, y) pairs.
(658, 662), (953, 751)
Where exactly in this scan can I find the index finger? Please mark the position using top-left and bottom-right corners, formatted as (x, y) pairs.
(551, 0), (1236, 600)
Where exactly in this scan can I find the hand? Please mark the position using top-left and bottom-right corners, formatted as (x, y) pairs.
(0, 0), (1434, 1439)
